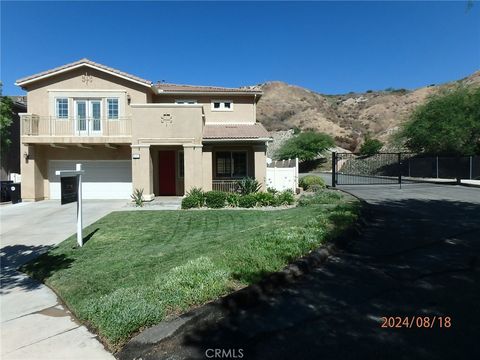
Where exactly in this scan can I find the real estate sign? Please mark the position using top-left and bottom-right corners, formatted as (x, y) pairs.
(56, 164), (85, 247)
(61, 176), (78, 205)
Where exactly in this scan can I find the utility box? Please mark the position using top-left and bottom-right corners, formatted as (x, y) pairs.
(8, 183), (22, 204)
(1, 181), (13, 202)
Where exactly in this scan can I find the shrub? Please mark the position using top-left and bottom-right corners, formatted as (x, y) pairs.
(309, 184), (324, 193)
(187, 187), (204, 197)
(182, 196), (200, 209)
(266, 187), (278, 195)
(238, 194), (257, 208)
(254, 192), (275, 207)
(299, 175), (325, 191)
(181, 187), (205, 209)
(131, 188), (144, 207)
(226, 193), (240, 207)
(236, 177), (261, 195)
(275, 190), (295, 206)
(204, 191), (227, 209)
(359, 137), (383, 156)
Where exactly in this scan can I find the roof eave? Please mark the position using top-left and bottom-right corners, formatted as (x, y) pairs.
(202, 137), (272, 143)
(157, 90), (262, 96)
(15, 62), (152, 89)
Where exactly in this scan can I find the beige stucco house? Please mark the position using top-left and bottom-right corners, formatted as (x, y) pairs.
(16, 59), (270, 201)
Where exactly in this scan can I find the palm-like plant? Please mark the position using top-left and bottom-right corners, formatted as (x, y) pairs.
(131, 188), (144, 207)
(236, 177), (261, 195)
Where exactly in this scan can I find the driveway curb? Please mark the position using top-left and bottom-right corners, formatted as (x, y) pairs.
(117, 194), (368, 360)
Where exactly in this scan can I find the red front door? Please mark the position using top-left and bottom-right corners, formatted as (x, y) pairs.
(158, 151), (176, 195)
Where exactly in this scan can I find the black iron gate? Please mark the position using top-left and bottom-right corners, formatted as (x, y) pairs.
(332, 152), (401, 186)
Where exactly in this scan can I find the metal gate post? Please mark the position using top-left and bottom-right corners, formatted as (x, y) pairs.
(470, 156), (473, 180)
(456, 155), (461, 184)
(398, 153), (402, 188)
(332, 152), (336, 187)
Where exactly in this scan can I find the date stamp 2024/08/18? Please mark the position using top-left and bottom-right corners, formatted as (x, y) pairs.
(381, 316), (452, 329)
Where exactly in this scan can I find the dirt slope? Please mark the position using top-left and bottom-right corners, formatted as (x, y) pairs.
(256, 71), (480, 151)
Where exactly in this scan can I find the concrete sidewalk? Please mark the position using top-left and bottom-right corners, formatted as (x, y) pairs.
(1, 200), (124, 360)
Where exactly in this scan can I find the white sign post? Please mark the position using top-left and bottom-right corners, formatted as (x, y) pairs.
(56, 163), (85, 247)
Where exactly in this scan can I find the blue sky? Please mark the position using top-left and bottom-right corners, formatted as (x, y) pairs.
(1, 1), (479, 95)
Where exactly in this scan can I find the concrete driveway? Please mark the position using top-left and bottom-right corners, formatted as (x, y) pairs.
(1, 200), (124, 360)
(131, 184), (480, 360)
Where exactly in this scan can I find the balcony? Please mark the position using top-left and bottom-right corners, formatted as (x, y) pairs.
(21, 115), (132, 144)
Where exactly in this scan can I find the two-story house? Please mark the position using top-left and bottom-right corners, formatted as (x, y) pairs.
(15, 59), (270, 201)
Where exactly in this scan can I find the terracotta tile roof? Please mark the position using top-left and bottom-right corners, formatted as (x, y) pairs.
(16, 58), (152, 86)
(203, 123), (271, 140)
(156, 83), (262, 94)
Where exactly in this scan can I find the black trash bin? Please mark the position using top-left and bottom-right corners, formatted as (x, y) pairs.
(8, 183), (22, 204)
(1, 181), (13, 202)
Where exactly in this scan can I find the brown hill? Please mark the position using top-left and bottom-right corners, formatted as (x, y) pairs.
(255, 71), (480, 151)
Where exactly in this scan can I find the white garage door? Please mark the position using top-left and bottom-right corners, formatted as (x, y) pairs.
(49, 160), (132, 199)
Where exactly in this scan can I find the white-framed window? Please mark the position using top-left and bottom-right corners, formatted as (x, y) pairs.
(56, 98), (69, 119)
(215, 151), (247, 178)
(211, 100), (233, 111)
(175, 99), (197, 105)
(107, 98), (119, 119)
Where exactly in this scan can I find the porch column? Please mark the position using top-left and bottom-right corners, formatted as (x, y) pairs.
(20, 143), (45, 201)
(131, 145), (154, 201)
(202, 147), (213, 191)
(183, 143), (203, 193)
(253, 144), (267, 191)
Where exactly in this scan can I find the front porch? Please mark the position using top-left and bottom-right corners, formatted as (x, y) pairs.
(131, 143), (267, 200)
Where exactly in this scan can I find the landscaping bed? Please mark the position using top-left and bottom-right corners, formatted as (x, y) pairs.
(22, 189), (360, 351)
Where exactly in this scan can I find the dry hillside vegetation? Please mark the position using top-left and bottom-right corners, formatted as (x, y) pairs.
(255, 71), (480, 151)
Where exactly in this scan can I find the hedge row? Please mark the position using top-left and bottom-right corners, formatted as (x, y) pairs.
(182, 189), (295, 209)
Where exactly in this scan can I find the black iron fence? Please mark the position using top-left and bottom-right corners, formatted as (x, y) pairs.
(332, 152), (480, 186)
(402, 155), (479, 180)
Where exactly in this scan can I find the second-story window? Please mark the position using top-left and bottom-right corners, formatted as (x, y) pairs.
(211, 100), (233, 111)
(107, 98), (119, 119)
(56, 98), (69, 119)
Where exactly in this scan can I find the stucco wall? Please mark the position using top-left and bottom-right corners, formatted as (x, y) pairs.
(24, 66), (150, 117)
(130, 105), (204, 145)
(153, 95), (256, 124)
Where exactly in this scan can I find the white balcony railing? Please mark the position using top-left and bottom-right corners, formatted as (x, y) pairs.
(21, 115), (132, 137)
(212, 180), (239, 193)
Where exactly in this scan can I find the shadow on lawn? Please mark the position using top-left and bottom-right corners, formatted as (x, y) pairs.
(0, 244), (73, 294)
(82, 228), (99, 246)
(129, 197), (480, 360)
(0, 228), (99, 295)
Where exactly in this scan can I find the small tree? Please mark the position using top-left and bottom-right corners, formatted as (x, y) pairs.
(0, 82), (14, 157)
(359, 137), (383, 156)
(398, 87), (480, 155)
(276, 131), (334, 161)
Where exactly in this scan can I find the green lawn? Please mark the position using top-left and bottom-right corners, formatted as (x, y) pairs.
(23, 190), (359, 349)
